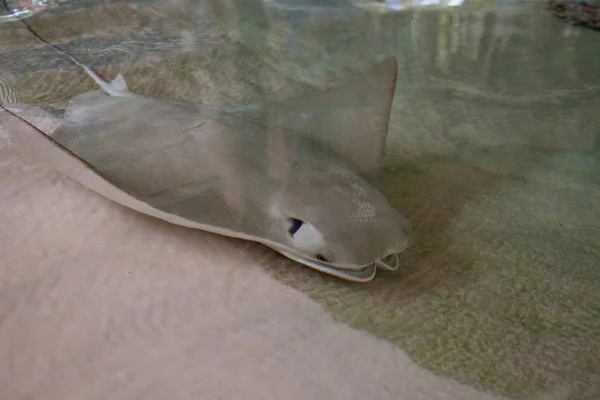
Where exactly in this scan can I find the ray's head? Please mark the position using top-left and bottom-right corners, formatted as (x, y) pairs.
(265, 56), (410, 269)
(268, 151), (411, 269)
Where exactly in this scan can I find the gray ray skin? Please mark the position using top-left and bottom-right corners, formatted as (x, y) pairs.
(0, 56), (411, 282)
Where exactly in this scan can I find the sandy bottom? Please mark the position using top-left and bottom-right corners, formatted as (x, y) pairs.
(1, 2), (599, 399)
(0, 126), (506, 400)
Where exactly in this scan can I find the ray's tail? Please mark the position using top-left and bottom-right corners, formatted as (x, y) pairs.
(2, 0), (88, 68)
(0, 0), (130, 96)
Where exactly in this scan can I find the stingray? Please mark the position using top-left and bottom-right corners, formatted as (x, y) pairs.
(0, 44), (411, 281)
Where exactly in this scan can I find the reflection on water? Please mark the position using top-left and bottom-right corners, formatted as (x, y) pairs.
(1, 1), (600, 399)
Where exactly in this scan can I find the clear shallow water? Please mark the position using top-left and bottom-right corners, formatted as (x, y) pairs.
(1, 1), (599, 399)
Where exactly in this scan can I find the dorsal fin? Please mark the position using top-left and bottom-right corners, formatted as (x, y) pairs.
(83, 67), (133, 97)
(110, 73), (130, 93)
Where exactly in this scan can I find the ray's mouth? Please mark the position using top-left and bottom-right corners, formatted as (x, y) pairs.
(270, 244), (401, 272)
(268, 245), (403, 282)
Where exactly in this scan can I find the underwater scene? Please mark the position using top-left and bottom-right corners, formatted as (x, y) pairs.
(1, 1), (599, 399)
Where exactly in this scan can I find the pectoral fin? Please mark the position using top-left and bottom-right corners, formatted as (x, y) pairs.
(271, 56), (398, 181)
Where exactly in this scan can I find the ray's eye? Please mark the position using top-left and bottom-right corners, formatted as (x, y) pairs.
(315, 254), (328, 263)
(287, 218), (305, 237)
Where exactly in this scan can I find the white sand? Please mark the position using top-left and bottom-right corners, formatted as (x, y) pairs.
(0, 121), (507, 399)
